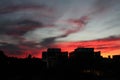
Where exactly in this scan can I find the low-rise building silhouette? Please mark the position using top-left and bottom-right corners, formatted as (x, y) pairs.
(69, 47), (103, 70)
(70, 47), (102, 59)
(113, 55), (120, 61)
(94, 51), (102, 58)
(70, 47), (95, 59)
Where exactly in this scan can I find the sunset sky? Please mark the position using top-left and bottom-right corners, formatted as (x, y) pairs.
(0, 0), (120, 58)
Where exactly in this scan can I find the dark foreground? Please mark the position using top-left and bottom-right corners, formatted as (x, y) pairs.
(0, 64), (120, 80)
(0, 48), (120, 80)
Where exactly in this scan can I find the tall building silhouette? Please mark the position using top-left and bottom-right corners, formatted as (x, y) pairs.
(42, 48), (68, 68)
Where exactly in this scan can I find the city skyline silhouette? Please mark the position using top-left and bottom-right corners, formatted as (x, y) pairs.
(0, 47), (120, 80)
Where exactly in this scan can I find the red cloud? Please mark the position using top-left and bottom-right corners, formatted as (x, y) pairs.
(58, 16), (90, 37)
(67, 16), (89, 27)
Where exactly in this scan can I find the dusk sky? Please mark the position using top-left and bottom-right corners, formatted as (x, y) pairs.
(0, 0), (120, 58)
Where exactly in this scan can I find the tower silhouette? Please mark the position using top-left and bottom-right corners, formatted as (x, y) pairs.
(0, 50), (7, 64)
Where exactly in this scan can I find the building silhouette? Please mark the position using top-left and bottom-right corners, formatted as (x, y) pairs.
(42, 48), (68, 68)
(69, 47), (103, 70)
(69, 47), (101, 59)
(94, 51), (102, 58)
(113, 55), (120, 61)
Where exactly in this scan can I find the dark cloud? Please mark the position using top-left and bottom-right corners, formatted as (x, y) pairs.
(0, 5), (53, 14)
(90, 0), (116, 15)
(94, 0), (113, 10)
(20, 41), (41, 49)
(40, 33), (70, 47)
(0, 43), (24, 55)
(0, 19), (43, 36)
(0, 0), (56, 56)
(40, 37), (55, 47)
(0, 40), (42, 56)
(97, 35), (120, 41)
(17, 20), (41, 26)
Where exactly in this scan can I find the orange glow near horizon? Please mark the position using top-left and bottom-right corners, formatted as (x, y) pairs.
(53, 38), (120, 58)
(3, 38), (120, 58)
